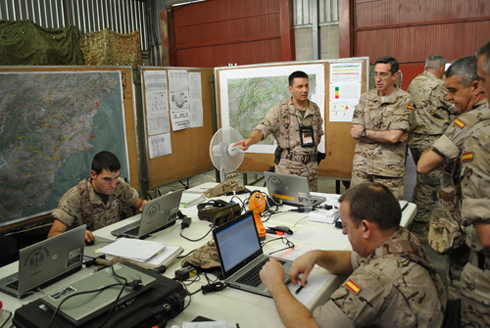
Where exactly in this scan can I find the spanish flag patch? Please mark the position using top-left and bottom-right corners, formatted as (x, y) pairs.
(454, 118), (466, 129)
(407, 105), (413, 110)
(462, 152), (474, 162)
(345, 279), (361, 294)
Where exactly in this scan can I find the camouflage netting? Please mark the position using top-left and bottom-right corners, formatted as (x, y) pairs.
(81, 29), (143, 70)
(0, 19), (84, 65)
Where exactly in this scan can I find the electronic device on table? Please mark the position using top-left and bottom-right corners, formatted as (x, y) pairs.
(0, 225), (85, 298)
(111, 189), (183, 239)
(13, 262), (186, 328)
(213, 210), (293, 297)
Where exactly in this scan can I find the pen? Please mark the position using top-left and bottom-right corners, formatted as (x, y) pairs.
(295, 281), (307, 294)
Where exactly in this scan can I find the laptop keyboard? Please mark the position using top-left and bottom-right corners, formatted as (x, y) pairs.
(6, 279), (19, 290)
(236, 258), (285, 287)
(123, 225), (139, 236)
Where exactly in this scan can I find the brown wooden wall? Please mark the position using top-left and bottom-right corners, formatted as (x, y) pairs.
(168, 0), (295, 68)
(339, 0), (490, 89)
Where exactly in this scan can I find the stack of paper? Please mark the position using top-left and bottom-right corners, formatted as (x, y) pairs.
(309, 208), (340, 224)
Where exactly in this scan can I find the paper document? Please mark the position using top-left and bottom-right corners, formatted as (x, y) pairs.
(267, 243), (317, 261)
(98, 238), (165, 262)
(288, 271), (335, 306)
(290, 227), (350, 251)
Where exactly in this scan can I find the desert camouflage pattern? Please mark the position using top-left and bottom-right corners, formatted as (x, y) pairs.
(428, 100), (490, 300)
(407, 71), (455, 238)
(52, 177), (139, 231)
(181, 240), (221, 269)
(254, 98), (324, 191)
(203, 180), (245, 198)
(407, 70), (454, 135)
(432, 100), (490, 162)
(408, 135), (442, 241)
(351, 88), (413, 197)
(350, 172), (404, 200)
(313, 227), (445, 328)
(459, 118), (490, 327)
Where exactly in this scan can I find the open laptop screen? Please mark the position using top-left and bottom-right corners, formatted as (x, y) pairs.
(213, 211), (262, 276)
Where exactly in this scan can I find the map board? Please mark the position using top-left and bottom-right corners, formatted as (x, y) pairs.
(140, 67), (215, 190)
(0, 66), (138, 228)
(215, 58), (369, 179)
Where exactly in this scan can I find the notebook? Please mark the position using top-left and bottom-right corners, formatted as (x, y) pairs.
(0, 224), (85, 298)
(213, 211), (293, 297)
(111, 189), (184, 239)
(263, 171), (326, 208)
(40, 262), (157, 326)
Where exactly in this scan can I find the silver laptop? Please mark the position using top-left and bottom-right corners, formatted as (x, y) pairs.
(213, 211), (293, 297)
(0, 225), (85, 298)
(83, 236), (114, 259)
(111, 189), (184, 239)
(264, 171), (326, 208)
(40, 262), (157, 326)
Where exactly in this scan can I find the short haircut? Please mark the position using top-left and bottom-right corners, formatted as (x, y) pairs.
(288, 71), (308, 86)
(445, 55), (480, 87)
(338, 182), (401, 231)
(425, 54), (446, 70)
(91, 151), (121, 175)
(374, 56), (399, 75)
(476, 40), (490, 76)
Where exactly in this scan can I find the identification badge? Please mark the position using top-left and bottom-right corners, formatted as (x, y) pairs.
(299, 125), (315, 147)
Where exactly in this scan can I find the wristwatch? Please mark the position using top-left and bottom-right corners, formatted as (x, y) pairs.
(361, 128), (367, 138)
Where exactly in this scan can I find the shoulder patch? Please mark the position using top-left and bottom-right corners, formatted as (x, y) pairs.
(454, 118), (466, 129)
(462, 152), (474, 162)
(345, 279), (361, 294)
(406, 105), (413, 110)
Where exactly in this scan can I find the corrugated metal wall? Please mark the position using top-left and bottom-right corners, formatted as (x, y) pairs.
(294, 0), (339, 26)
(0, 0), (148, 49)
(170, 0), (294, 67)
(343, 0), (490, 89)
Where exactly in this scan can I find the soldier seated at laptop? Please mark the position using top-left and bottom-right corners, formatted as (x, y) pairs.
(48, 151), (146, 244)
(259, 182), (446, 328)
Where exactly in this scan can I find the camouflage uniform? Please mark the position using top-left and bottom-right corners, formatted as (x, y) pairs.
(407, 71), (455, 241)
(313, 227), (446, 328)
(459, 118), (490, 327)
(254, 98), (324, 191)
(351, 88), (413, 200)
(52, 177), (139, 231)
(429, 99), (490, 300)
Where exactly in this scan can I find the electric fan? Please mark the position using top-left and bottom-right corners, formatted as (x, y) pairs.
(209, 127), (245, 182)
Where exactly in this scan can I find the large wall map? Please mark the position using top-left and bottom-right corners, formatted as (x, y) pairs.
(219, 64), (325, 154)
(0, 71), (128, 226)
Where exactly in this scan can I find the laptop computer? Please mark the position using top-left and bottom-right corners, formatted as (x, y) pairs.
(83, 236), (114, 259)
(263, 171), (326, 208)
(213, 210), (293, 297)
(0, 224), (85, 298)
(111, 189), (184, 239)
(40, 262), (157, 326)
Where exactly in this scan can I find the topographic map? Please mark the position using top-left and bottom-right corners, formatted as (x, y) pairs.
(0, 71), (127, 226)
(226, 75), (317, 145)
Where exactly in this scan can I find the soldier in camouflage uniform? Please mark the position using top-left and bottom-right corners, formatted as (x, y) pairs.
(351, 56), (413, 200)
(234, 71), (324, 191)
(455, 40), (490, 328)
(48, 151), (145, 243)
(418, 56), (489, 300)
(407, 55), (456, 242)
(459, 118), (490, 328)
(259, 182), (446, 328)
